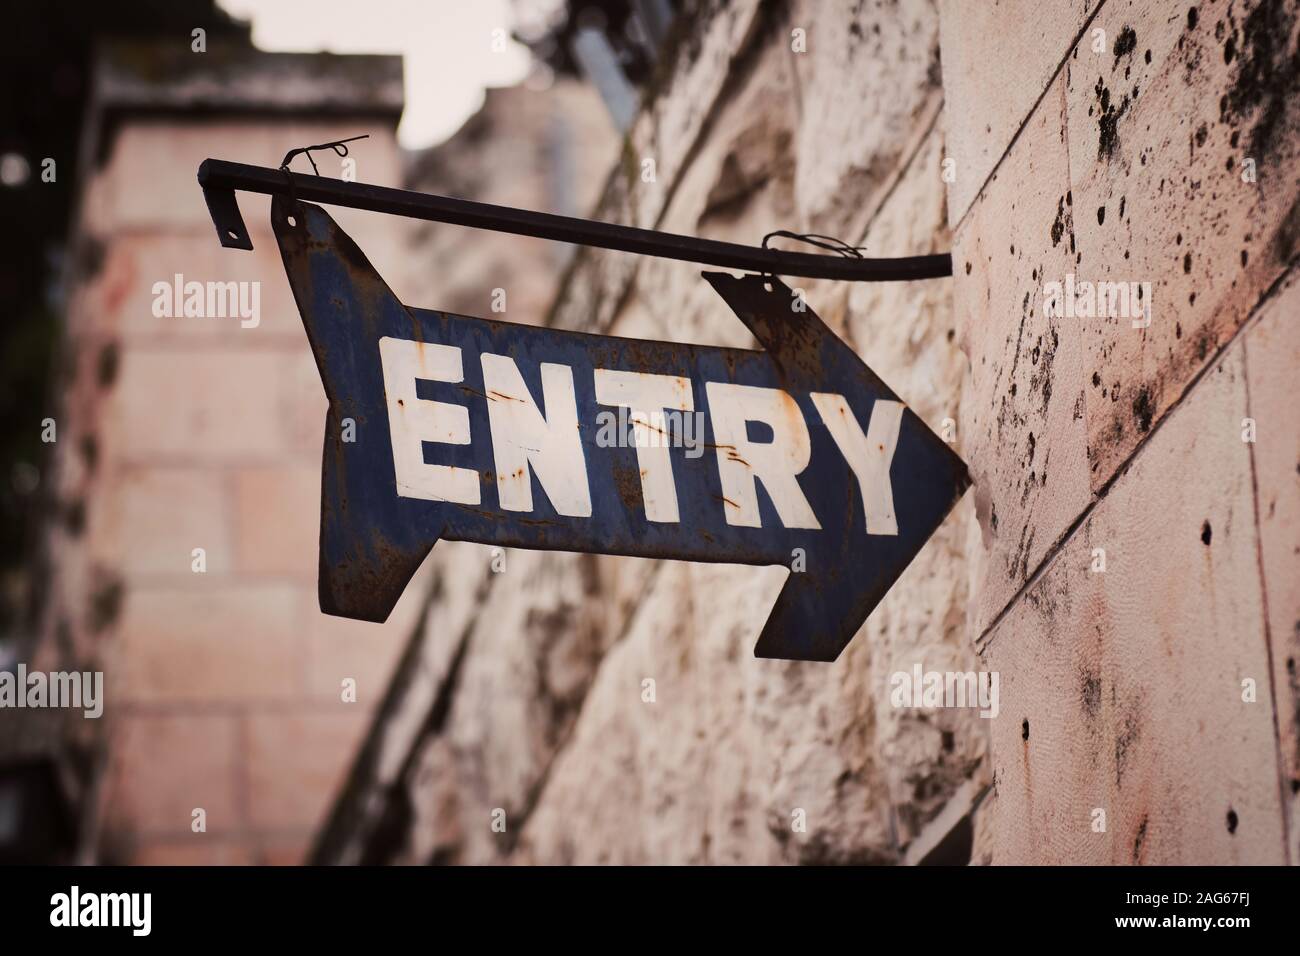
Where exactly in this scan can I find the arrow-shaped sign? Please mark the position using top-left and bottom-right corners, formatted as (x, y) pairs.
(272, 195), (969, 661)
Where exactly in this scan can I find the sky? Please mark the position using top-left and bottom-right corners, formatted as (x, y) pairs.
(216, 0), (545, 149)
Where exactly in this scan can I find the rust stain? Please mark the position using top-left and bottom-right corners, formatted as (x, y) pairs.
(611, 464), (642, 511)
(1115, 708), (1141, 788)
(1132, 815), (1149, 863)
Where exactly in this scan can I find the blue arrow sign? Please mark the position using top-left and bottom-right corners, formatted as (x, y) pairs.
(272, 196), (969, 661)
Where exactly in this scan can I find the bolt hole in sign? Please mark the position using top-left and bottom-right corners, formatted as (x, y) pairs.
(271, 196), (968, 661)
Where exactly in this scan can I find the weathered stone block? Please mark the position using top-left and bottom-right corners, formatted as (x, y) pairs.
(939, 0), (1099, 225)
(103, 714), (240, 840)
(1065, 0), (1300, 487)
(982, 339), (1283, 864)
(953, 77), (1093, 635)
(245, 710), (370, 831)
(1242, 267), (1300, 866)
(116, 585), (300, 704)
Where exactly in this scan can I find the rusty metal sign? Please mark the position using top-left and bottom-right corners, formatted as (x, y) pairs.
(264, 195), (968, 661)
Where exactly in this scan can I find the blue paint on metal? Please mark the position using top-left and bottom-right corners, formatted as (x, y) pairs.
(272, 196), (969, 661)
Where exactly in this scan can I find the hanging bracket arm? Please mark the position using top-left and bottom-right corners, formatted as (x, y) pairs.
(197, 158), (952, 282)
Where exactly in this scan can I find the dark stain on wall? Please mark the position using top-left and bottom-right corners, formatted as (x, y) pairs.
(96, 341), (119, 389)
(1080, 670), (1102, 719)
(1132, 814), (1149, 862)
(1095, 79), (1131, 159)
(1219, 0), (1300, 160)
(1131, 384), (1156, 433)
(1115, 709), (1141, 787)
(1113, 25), (1138, 64)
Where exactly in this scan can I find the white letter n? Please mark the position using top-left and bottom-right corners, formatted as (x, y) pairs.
(481, 354), (591, 517)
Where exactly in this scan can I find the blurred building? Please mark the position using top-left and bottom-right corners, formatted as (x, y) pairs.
(13, 12), (617, 864)
(41, 37), (411, 865)
(0, 0), (254, 865)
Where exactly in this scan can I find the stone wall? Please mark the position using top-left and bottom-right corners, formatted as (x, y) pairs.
(943, 0), (1300, 864)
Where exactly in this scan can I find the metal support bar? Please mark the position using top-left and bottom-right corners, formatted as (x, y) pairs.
(197, 158), (952, 282)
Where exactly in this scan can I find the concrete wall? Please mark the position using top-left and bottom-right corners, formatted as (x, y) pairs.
(943, 0), (1299, 863)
